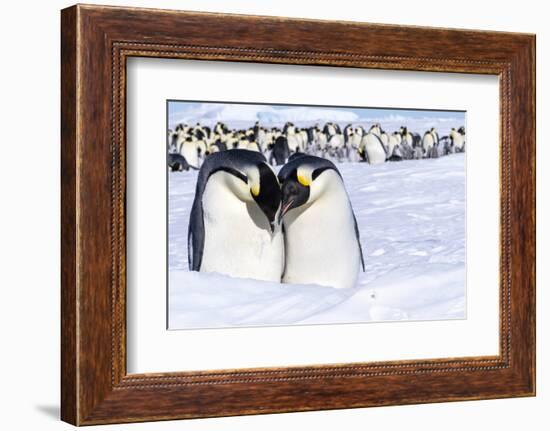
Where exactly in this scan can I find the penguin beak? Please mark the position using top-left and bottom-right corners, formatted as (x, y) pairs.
(278, 198), (294, 225)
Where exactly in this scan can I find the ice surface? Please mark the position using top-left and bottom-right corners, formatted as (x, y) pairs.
(168, 154), (466, 329)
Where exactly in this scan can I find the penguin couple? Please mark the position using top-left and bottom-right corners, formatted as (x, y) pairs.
(188, 149), (364, 290)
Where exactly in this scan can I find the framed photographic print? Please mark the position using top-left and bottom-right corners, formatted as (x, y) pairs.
(164, 100), (467, 331)
(61, 4), (536, 425)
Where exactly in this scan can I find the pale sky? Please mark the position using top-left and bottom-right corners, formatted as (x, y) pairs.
(168, 100), (465, 135)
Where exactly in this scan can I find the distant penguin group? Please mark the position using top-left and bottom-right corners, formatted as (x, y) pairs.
(188, 150), (364, 290)
(168, 120), (465, 170)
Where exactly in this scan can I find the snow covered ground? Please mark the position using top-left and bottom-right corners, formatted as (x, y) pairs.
(168, 153), (466, 329)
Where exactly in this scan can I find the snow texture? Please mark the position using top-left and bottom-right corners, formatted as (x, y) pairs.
(168, 154), (466, 330)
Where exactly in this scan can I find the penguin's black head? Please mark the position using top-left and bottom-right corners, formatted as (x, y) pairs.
(202, 150), (281, 233)
(251, 162), (281, 233)
(277, 155), (339, 224)
(170, 133), (178, 147)
(278, 170), (310, 224)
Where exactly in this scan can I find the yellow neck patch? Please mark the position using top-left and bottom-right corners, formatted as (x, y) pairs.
(297, 172), (310, 187)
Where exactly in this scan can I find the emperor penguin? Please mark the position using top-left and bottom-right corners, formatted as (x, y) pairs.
(368, 123), (382, 137)
(358, 133), (387, 164)
(286, 126), (302, 153)
(385, 133), (402, 161)
(422, 127), (439, 158)
(270, 136), (290, 166)
(277, 155), (365, 290)
(188, 150), (284, 282)
(422, 130), (436, 157)
(167, 153), (191, 172)
(449, 127), (466, 152)
(178, 136), (201, 169)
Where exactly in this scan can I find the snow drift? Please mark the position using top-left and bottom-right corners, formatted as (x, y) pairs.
(168, 154), (466, 329)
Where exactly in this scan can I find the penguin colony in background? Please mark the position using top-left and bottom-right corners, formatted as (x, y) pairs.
(188, 151), (364, 290)
(168, 120), (466, 171)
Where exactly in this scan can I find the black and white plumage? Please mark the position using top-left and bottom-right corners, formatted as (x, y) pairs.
(169, 119), (464, 172)
(449, 127), (466, 153)
(270, 135), (290, 166)
(422, 129), (437, 157)
(359, 132), (387, 164)
(277, 155), (365, 290)
(167, 153), (192, 172)
(188, 150), (284, 281)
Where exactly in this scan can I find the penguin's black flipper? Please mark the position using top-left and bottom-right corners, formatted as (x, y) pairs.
(352, 212), (366, 272)
(373, 133), (388, 158)
(188, 198), (205, 271)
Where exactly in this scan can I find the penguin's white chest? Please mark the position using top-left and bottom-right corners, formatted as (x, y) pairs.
(423, 134), (435, 151)
(287, 134), (301, 152)
(282, 185), (361, 290)
(349, 134), (362, 149)
(200, 176), (284, 282)
(181, 141), (199, 168)
(387, 135), (399, 156)
(316, 133), (327, 149)
(361, 134), (386, 165)
(451, 131), (465, 151)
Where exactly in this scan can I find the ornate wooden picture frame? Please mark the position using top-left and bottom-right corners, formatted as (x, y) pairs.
(61, 4), (535, 425)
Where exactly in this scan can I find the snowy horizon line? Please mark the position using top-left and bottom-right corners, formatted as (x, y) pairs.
(168, 102), (465, 131)
(168, 116), (465, 129)
(168, 115), (465, 124)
